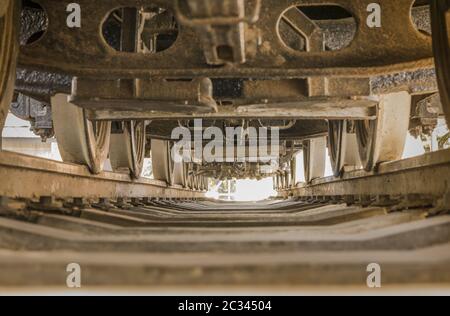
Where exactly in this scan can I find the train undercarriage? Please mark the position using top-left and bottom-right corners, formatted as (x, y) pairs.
(1, 0), (449, 191)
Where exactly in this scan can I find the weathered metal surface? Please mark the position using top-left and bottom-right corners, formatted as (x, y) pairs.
(10, 93), (54, 141)
(71, 77), (218, 113)
(19, 5), (47, 45)
(371, 69), (438, 95)
(86, 98), (377, 120)
(0, 0), (20, 147)
(430, 0), (450, 127)
(0, 151), (205, 200)
(19, 0), (433, 79)
(147, 119), (328, 141)
(179, 0), (257, 65)
(15, 68), (71, 102)
(16, 6), (71, 101)
(409, 93), (442, 138)
(59, 72), (436, 122)
(72, 76), (373, 115)
(411, 5), (431, 35)
(1, 0), (448, 293)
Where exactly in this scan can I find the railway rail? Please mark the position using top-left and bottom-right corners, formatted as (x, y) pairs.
(281, 148), (450, 213)
(0, 150), (449, 291)
(1, 0), (450, 295)
(0, 150), (204, 200)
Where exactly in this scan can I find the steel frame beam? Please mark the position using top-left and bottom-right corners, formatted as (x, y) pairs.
(86, 98), (377, 120)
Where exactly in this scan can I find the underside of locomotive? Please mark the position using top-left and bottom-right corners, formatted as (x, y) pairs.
(1, 0), (449, 190)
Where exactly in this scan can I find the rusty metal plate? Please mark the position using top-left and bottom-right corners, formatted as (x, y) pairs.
(19, 0), (433, 79)
(86, 98), (377, 120)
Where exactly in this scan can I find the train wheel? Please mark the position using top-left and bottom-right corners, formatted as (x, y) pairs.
(202, 177), (209, 191)
(185, 173), (191, 189)
(185, 164), (193, 189)
(0, 0), (19, 142)
(303, 137), (326, 183)
(328, 120), (361, 176)
(273, 174), (280, 191)
(195, 175), (201, 191)
(355, 92), (411, 171)
(284, 170), (291, 189)
(151, 139), (174, 185)
(173, 161), (187, 187)
(278, 172), (284, 190)
(275, 173), (280, 190)
(431, 0), (450, 126)
(191, 175), (198, 191)
(198, 176), (205, 191)
(277, 172), (285, 190)
(184, 163), (194, 190)
(52, 94), (111, 174)
(110, 121), (146, 179)
(197, 176), (205, 191)
(290, 157), (297, 188)
(188, 174), (195, 190)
